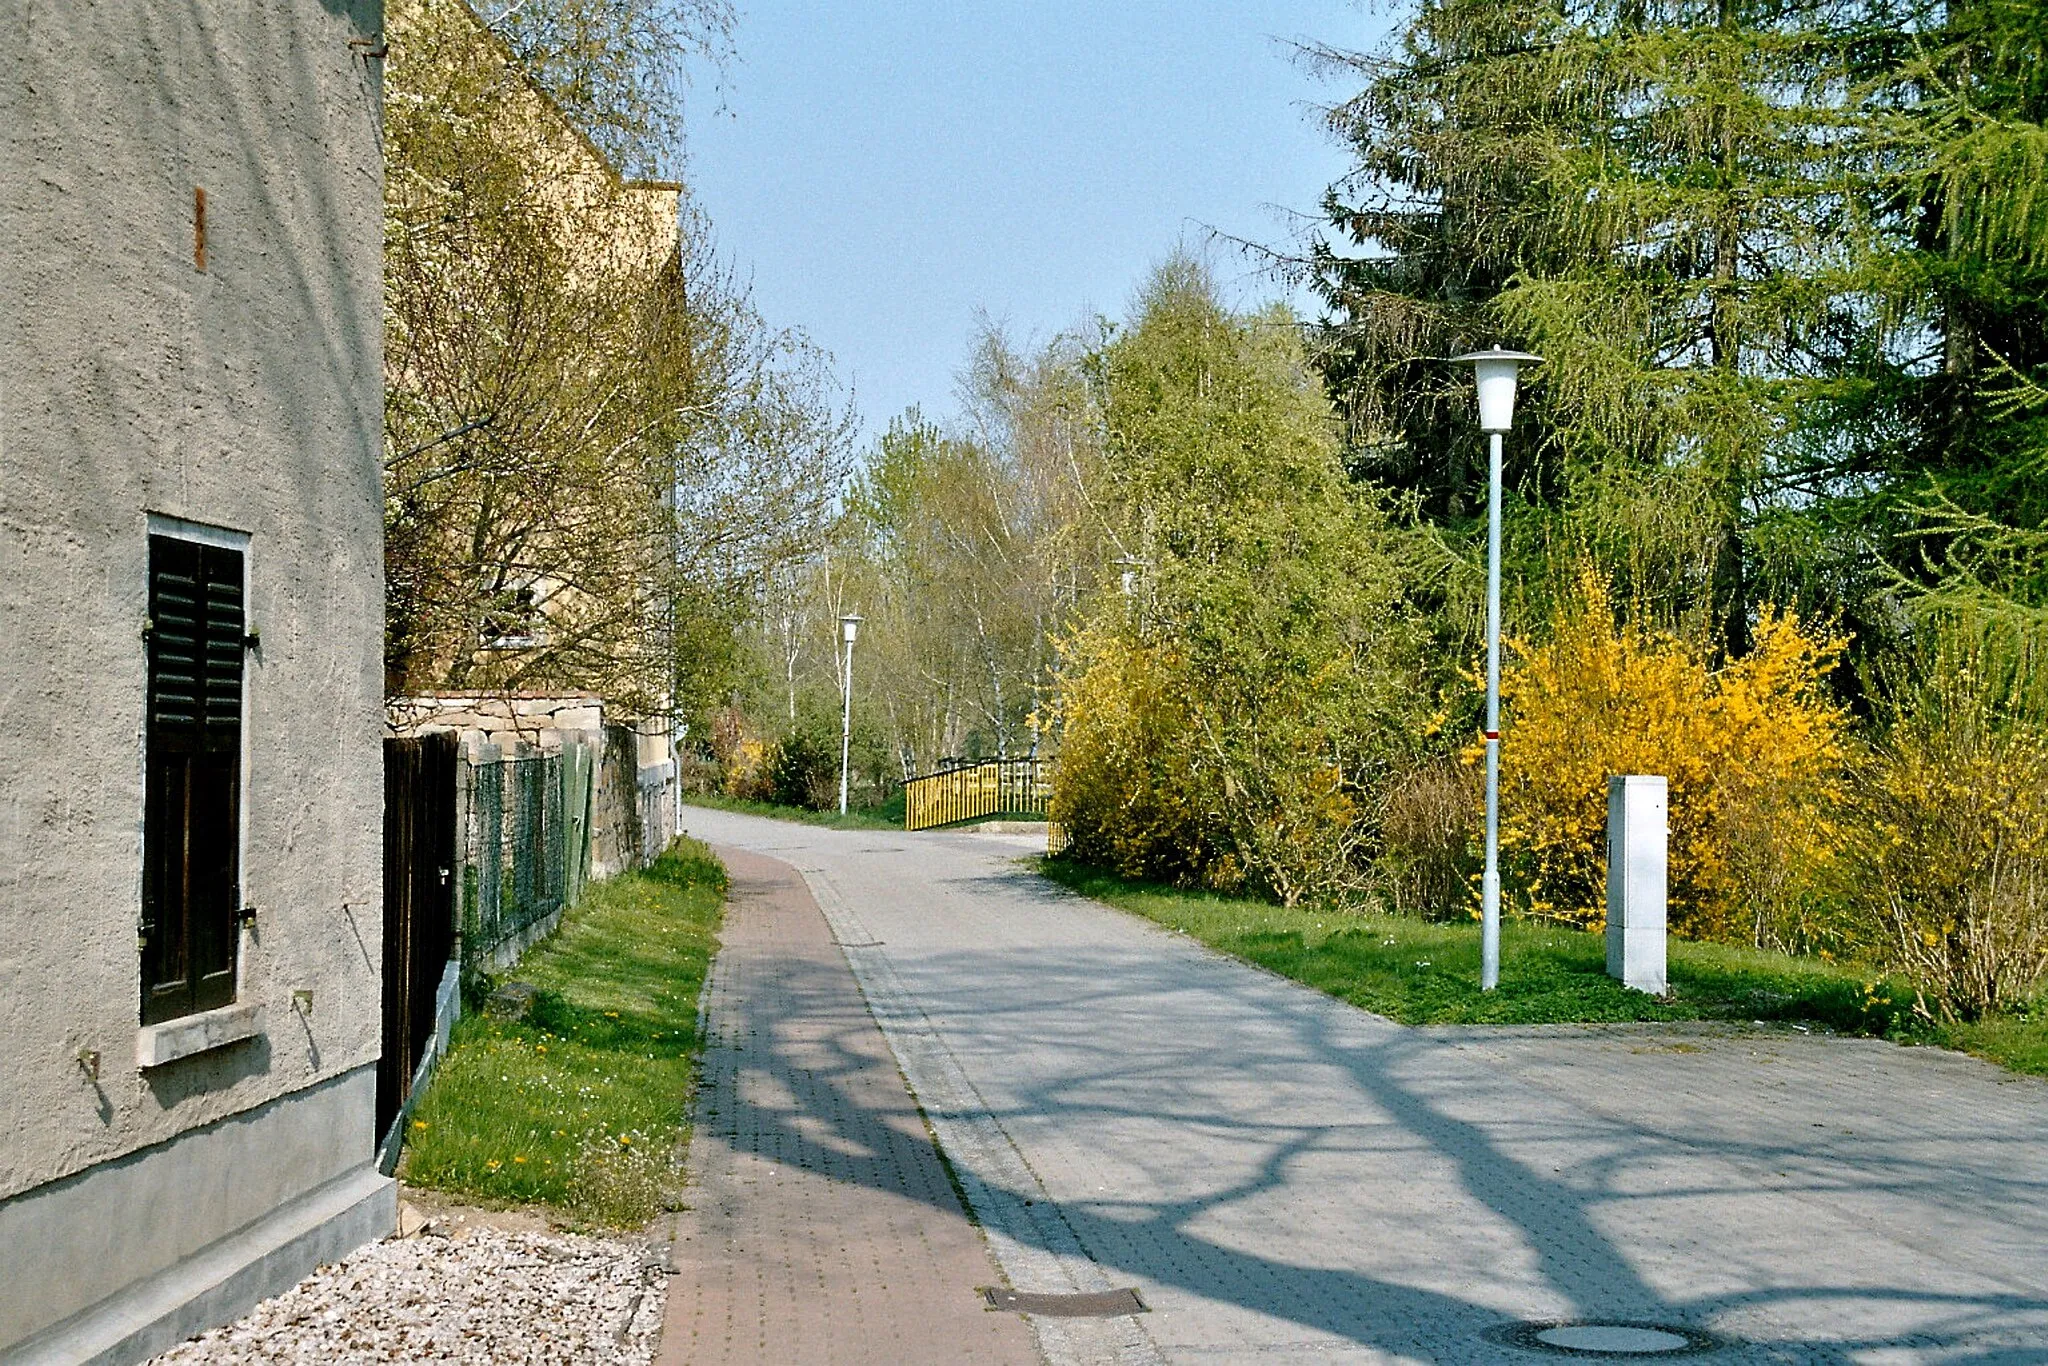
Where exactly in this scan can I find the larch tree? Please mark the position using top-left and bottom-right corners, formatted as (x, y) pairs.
(1310, 0), (1913, 654)
(1877, 0), (2048, 618)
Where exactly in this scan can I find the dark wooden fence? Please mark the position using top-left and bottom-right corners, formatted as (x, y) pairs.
(904, 757), (1049, 831)
(379, 732), (457, 1142)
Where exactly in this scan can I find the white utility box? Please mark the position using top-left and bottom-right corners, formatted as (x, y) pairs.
(1606, 775), (1668, 995)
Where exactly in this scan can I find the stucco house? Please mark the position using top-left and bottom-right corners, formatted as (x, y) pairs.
(0, 2), (393, 1360)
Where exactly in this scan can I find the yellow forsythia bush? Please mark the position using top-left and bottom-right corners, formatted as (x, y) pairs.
(708, 706), (771, 801)
(1496, 568), (1849, 942)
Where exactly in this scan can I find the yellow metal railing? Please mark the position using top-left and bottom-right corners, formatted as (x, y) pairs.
(904, 758), (1050, 831)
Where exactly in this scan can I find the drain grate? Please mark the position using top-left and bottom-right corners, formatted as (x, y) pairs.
(980, 1286), (1148, 1317)
(1489, 1320), (1722, 1357)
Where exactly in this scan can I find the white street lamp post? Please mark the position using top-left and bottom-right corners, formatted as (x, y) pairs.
(1450, 347), (1541, 992)
(838, 613), (863, 816)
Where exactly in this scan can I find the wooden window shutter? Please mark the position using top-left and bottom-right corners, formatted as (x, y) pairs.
(141, 534), (247, 1024)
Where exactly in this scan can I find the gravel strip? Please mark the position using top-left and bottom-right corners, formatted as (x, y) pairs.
(150, 1226), (665, 1364)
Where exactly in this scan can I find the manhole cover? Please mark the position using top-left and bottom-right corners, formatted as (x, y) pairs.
(980, 1286), (1148, 1317)
(1490, 1320), (1721, 1357)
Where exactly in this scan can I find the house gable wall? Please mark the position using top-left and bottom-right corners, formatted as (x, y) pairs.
(0, 0), (389, 1344)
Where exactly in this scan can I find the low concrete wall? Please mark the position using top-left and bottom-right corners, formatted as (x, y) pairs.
(0, 1066), (391, 1358)
(374, 959), (461, 1176)
(477, 906), (564, 973)
(590, 724), (644, 880)
(637, 759), (679, 865)
(7, 1169), (392, 1366)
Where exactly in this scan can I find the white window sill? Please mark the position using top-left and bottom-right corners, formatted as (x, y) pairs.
(137, 1002), (265, 1068)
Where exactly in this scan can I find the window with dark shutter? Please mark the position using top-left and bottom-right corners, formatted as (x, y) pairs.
(141, 533), (247, 1025)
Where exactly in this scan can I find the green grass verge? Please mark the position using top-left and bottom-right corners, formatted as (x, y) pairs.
(1941, 1007), (2048, 1075)
(399, 839), (727, 1227)
(1037, 858), (2048, 1075)
(682, 790), (904, 831)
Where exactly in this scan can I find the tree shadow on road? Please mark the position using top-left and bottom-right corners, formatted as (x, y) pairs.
(689, 836), (2048, 1362)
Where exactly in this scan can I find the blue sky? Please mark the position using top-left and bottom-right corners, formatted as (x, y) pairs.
(683, 1), (1394, 439)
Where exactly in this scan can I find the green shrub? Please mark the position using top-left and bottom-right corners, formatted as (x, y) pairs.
(1046, 259), (1426, 905)
(1378, 755), (1480, 919)
(764, 727), (839, 810)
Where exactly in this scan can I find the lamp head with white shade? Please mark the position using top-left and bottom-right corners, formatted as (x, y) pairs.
(1450, 347), (1543, 433)
(840, 613), (864, 645)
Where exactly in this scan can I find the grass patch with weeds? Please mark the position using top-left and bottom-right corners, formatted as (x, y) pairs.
(1940, 1005), (2048, 1076)
(400, 839), (726, 1227)
(1037, 858), (2048, 1075)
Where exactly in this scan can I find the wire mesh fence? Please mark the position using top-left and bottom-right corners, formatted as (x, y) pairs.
(461, 751), (567, 969)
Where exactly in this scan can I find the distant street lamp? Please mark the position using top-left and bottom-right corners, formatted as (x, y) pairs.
(1450, 347), (1541, 992)
(838, 613), (864, 816)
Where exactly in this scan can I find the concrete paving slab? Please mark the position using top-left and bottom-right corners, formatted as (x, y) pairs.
(676, 807), (2048, 1365)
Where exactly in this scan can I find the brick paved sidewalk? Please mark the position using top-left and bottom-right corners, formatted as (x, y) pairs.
(678, 806), (2048, 1365)
(654, 846), (1039, 1366)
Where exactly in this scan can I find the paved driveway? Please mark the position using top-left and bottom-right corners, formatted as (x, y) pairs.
(677, 807), (2048, 1365)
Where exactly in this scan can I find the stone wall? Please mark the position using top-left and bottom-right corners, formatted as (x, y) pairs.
(396, 694), (678, 886)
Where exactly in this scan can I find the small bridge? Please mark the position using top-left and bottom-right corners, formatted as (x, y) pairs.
(904, 757), (1049, 831)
